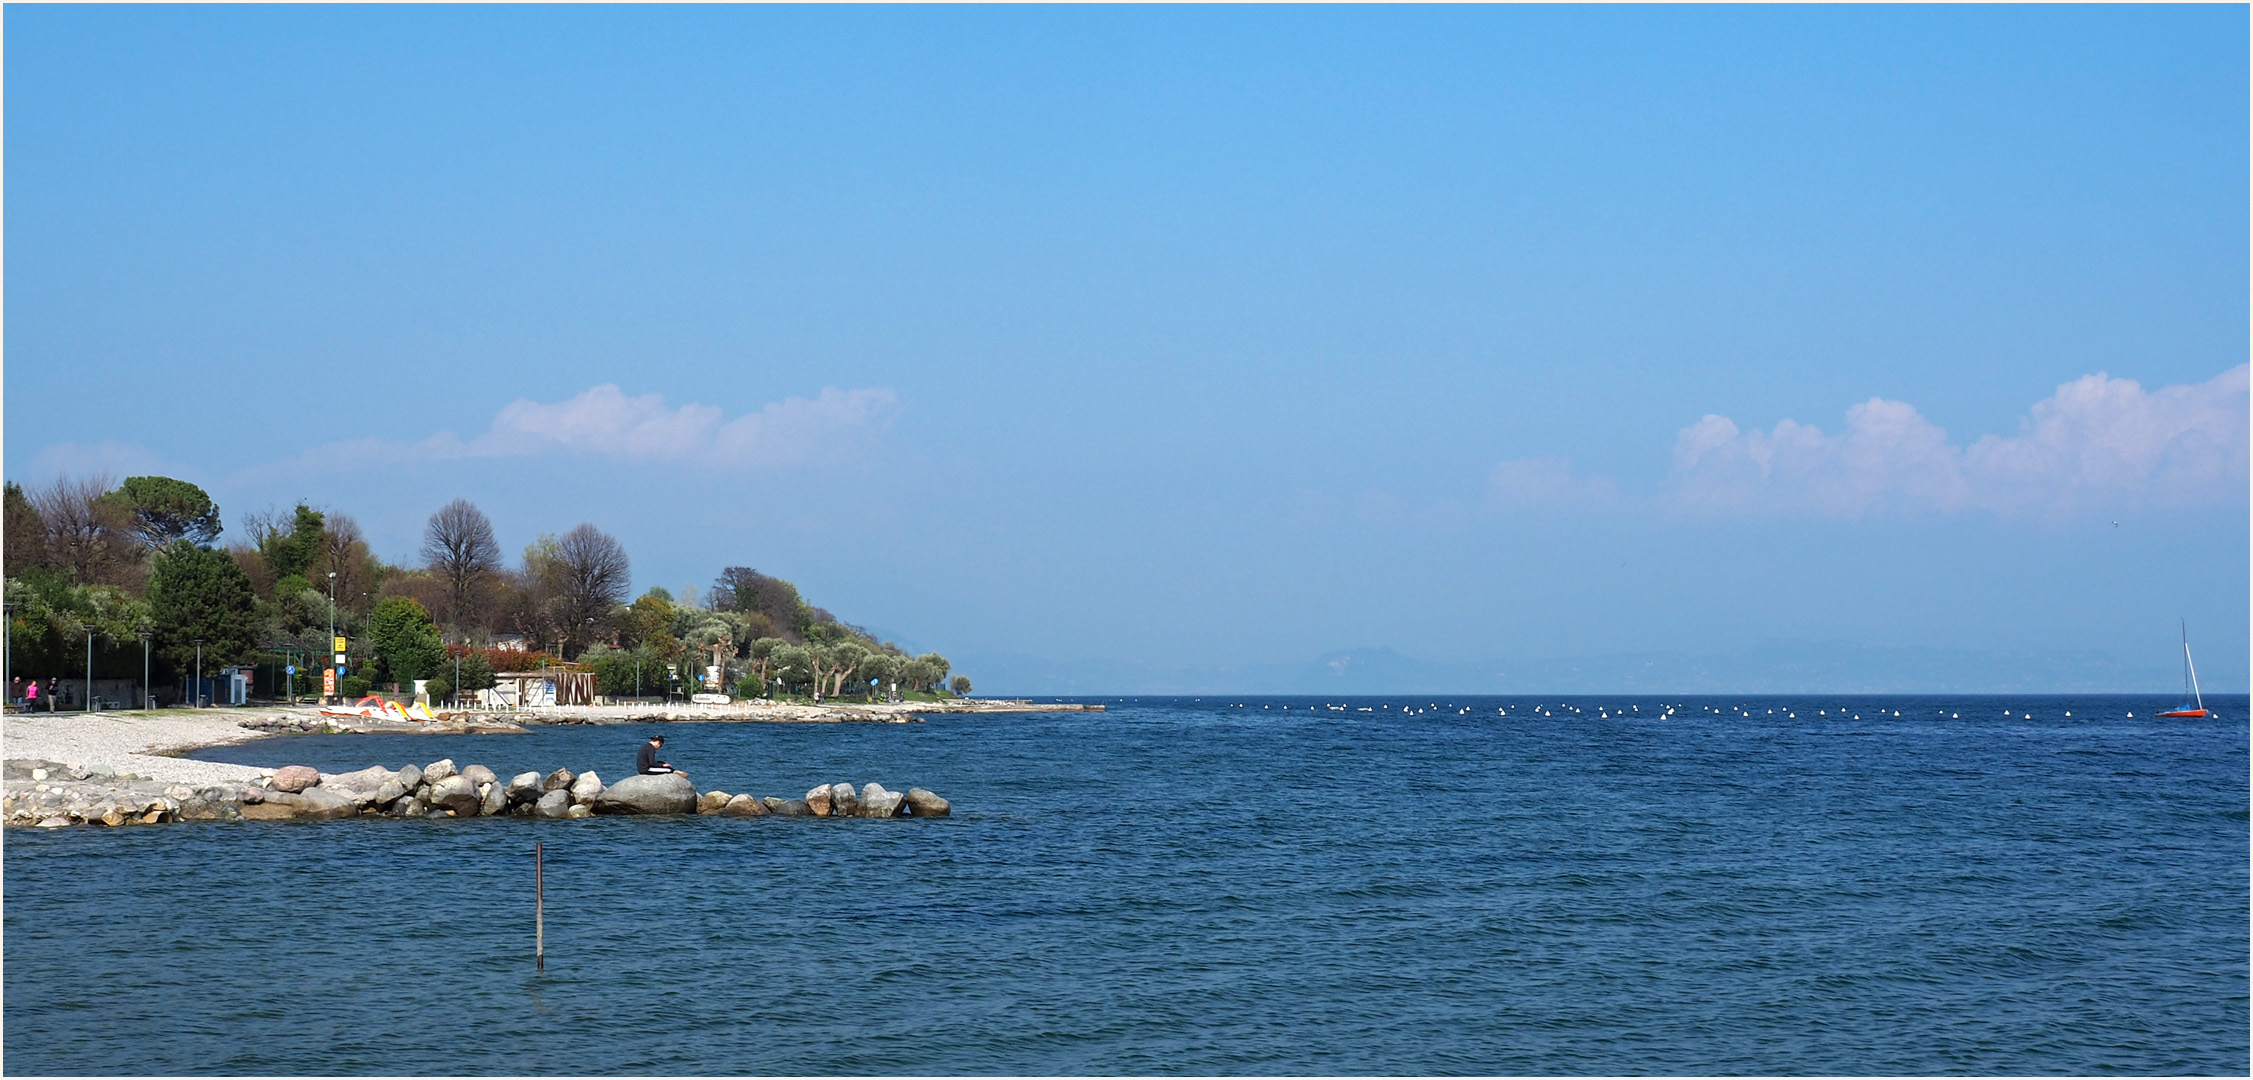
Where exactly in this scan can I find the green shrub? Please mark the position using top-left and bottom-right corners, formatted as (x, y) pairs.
(341, 675), (371, 698)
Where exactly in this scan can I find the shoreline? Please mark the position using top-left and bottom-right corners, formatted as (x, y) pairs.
(0, 698), (1087, 826)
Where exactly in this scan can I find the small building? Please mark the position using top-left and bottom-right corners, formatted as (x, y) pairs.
(482, 670), (597, 708)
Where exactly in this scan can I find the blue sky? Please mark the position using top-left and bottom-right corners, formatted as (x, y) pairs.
(7, 6), (2246, 691)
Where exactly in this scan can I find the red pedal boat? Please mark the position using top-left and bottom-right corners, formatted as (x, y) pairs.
(2156, 620), (2207, 718)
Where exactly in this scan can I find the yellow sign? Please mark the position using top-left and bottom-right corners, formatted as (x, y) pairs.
(333, 636), (348, 653)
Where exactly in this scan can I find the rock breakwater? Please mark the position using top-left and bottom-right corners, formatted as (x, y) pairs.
(2, 757), (950, 829)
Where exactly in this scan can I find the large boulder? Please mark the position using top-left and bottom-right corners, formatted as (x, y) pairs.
(241, 787), (357, 821)
(805, 785), (832, 817)
(479, 782), (507, 817)
(542, 767), (576, 792)
(721, 794), (769, 817)
(459, 764), (498, 789)
(397, 763), (424, 790)
(568, 771), (603, 804)
(762, 796), (787, 813)
(429, 775), (482, 817)
(374, 779), (406, 806)
(905, 788), (950, 817)
(828, 782), (859, 818)
(565, 803), (593, 819)
(392, 796), (427, 818)
(270, 765), (320, 793)
(534, 790), (571, 819)
(858, 782), (905, 818)
(592, 773), (698, 816)
(423, 759), (458, 785)
(776, 798), (813, 818)
(696, 791), (730, 814)
(322, 766), (397, 807)
(506, 772), (544, 805)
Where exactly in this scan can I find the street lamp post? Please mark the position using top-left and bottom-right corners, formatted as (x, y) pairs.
(85, 626), (95, 713)
(194, 640), (204, 708)
(326, 571), (337, 705)
(142, 635), (150, 710)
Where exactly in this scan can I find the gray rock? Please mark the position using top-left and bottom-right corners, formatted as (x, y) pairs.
(270, 765), (320, 793)
(592, 773), (698, 815)
(569, 771), (603, 804)
(83, 762), (118, 779)
(696, 791), (731, 814)
(721, 794), (769, 817)
(858, 782), (905, 818)
(393, 796), (427, 818)
(375, 779), (406, 805)
(543, 767), (576, 792)
(480, 781), (507, 817)
(776, 798), (812, 818)
(323, 766), (397, 806)
(429, 775), (481, 817)
(534, 790), (571, 819)
(805, 785), (833, 817)
(828, 782), (859, 818)
(460, 764), (498, 788)
(412, 782), (432, 803)
(423, 759), (458, 784)
(396, 763), (424, 790)
(762, 796), (786, 812)
(507, 772), (544, 804)
(905, 788), (950, 817)
(241, 787), (357, 821)
(565, 803), (593, 819)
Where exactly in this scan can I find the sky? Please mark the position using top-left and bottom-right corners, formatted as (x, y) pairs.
(6, 6), (2247, 692)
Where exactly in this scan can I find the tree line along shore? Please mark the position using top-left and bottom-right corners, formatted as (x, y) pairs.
(4, 474), (970, 710)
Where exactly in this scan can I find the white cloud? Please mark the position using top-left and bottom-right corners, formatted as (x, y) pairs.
(22, 440), (183, 482)
(1486, 456), (1620, 508)
(467, 384), (900, 466)
(1670, 366), (2248, 515)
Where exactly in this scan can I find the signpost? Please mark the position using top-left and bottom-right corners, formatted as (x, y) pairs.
(323, 668), (336, 698)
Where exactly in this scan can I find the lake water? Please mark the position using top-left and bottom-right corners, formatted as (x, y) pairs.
(6, 695), (2246, 1074)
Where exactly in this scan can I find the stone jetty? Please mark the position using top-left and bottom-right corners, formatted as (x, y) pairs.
(1, 756), (949, 829)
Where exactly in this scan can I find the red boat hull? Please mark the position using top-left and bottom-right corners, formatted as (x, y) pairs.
(2158, 709), (2208, 718)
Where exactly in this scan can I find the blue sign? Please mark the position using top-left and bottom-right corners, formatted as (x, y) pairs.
(286, 664), (297, 675)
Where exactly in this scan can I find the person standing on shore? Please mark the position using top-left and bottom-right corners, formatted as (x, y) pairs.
(48, 677), (60, 712)
(24, 679), (37, 712)
(636, 734), (685, 777)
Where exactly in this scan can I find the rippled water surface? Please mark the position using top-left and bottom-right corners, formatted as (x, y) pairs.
(7, 695), (2247, 1074)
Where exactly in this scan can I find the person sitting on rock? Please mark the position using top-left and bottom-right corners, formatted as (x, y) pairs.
(635, 734), (685, 777)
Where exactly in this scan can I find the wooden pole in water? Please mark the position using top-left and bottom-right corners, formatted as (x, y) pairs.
(535, 840), (545, 971)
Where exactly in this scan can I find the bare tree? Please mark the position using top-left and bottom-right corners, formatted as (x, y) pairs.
(420, 499), (501, 636)
(314, 514), (380, 616)
(27, 473), (140, 587)
(555, 523), (630, 655)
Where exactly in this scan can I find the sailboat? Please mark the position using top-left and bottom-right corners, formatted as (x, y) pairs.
(2156, 620), (2207, 719)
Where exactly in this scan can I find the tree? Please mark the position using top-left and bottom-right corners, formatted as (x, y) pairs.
(4, 482), (50, 575)
(249, 504), (325, 580)
(146, 540), (260, 668)
(951, 674), (971, 697)
(316, 514), (383, 617)
(368, 596), (445, 685)
(112, 476), (222, 549)
(29, 474), (139, 587)
(554, 523), (629, 654)
(420, 499), (501, 635)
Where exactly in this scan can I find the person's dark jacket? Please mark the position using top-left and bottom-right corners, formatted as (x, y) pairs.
(636, 742), (674, 775)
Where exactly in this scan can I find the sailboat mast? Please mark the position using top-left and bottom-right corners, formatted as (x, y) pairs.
(2184, 622), (2203, 709)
